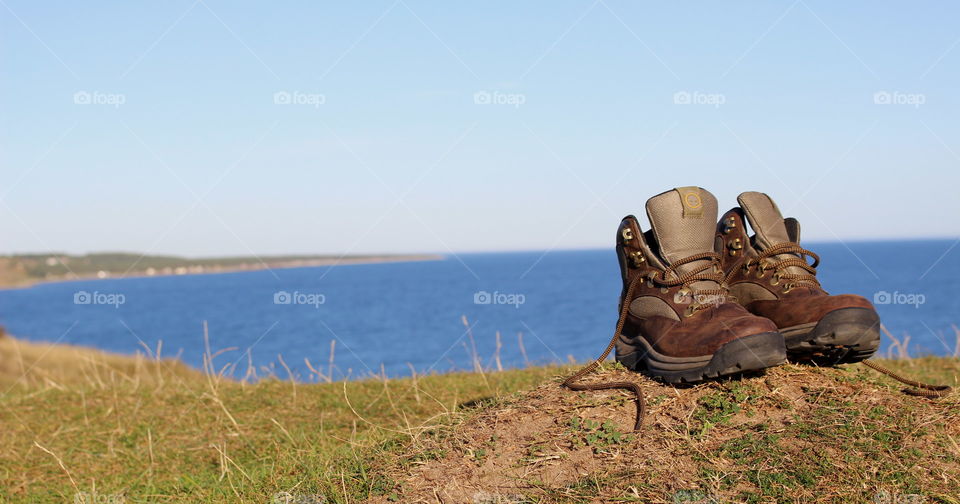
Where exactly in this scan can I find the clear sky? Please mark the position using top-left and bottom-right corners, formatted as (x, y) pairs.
(2, 1), (959, 256)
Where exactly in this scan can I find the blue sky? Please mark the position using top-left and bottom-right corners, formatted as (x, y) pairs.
(2, 1), (959, 256)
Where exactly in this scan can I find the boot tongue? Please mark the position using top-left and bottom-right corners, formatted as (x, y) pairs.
(737, 191), (808, 277)
(737, 191), (791, 250)
(645, 187), (719, 288)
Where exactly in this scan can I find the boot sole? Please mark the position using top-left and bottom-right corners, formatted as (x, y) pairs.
(781, 307), (880, 364)
(617, 331), (786, 384)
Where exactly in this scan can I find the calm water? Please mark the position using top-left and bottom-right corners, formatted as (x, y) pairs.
(1, 241), (958, 379)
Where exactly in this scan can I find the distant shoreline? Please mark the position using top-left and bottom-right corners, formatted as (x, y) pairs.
(0, 254), (444, 290)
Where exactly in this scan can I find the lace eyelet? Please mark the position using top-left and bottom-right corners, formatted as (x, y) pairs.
(722, 216), (737, 234)
(645, 272), (656, 288)
(770, 274), (780, 286)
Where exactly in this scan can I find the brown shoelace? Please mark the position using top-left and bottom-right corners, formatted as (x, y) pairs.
(649, 252), (729, 308)
(562, 273), (646, 431)
(562, 252), (728, 431)
(861, 360), (952, 397)
(735, 242), (821, 291)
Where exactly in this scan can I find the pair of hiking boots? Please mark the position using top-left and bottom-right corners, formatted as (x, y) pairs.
(611, 187), (880, 382)
(563, 187), (949, 429)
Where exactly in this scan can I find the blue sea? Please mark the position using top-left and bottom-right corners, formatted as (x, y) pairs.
(1, 241), (958, 380)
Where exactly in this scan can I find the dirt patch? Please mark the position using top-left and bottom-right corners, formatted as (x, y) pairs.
(370, 362), (960, 503)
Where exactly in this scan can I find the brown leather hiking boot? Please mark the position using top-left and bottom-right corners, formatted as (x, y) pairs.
(716, 191), (881, 364)
(612, 187), (786, 383)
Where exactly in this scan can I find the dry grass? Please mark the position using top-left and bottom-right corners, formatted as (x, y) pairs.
(0, 333), (560, 503)
(0, 331), (202, 389)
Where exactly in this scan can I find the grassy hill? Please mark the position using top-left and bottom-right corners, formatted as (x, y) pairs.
(0, 333), (556, 503)
(1, 332), (958, 503)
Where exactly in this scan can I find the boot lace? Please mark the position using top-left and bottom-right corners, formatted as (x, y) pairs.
(561, 252), (730, 431)
(562, 273), (646, 431)
(648, 251), (729, 315)
(738, 243), (821, 292)
(861, 360), (952, 398)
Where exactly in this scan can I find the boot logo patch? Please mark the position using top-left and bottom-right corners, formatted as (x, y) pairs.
(676, 186), (704, 218)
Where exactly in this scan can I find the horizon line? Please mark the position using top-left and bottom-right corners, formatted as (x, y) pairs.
(3, 235), (958, 259)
